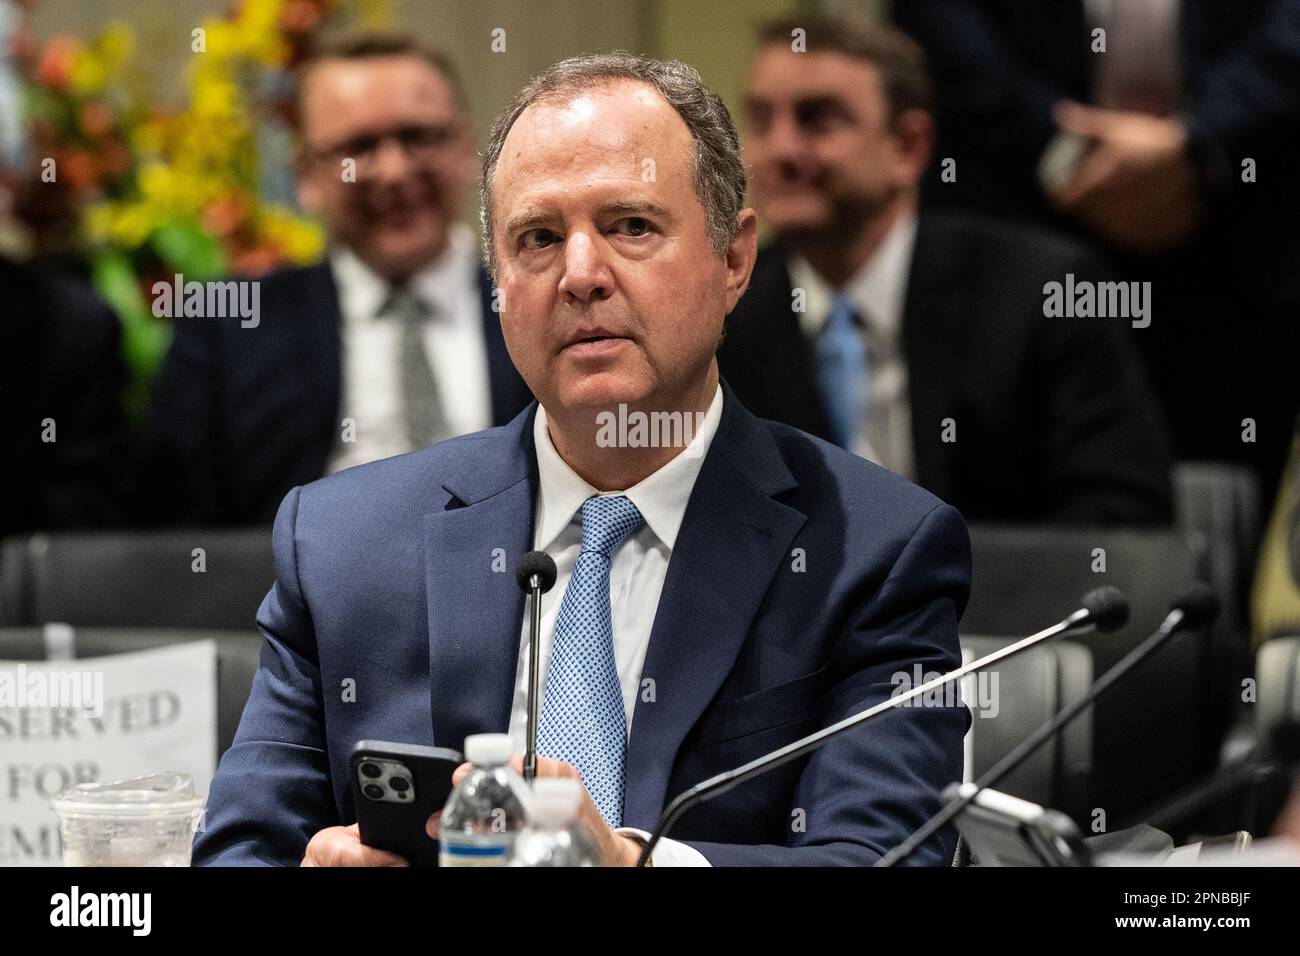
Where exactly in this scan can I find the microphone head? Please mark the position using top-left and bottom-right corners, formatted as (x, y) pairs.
(516, 551), (558, 595)
(1081, 586), (1129, 632)
(1170, 582), (1219, 629)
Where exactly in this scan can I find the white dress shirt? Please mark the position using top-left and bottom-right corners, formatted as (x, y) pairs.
(506, 385), (725, 866)
(790, 209), (918, 480)
(325, 223), (493, 473)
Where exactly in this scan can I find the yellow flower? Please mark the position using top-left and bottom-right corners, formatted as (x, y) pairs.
(84, 204), (117, 244)
(98, 203), (154, 248)
(190, 73), (240, 118)
(239, 0), (283, 38)
(199, 20), (241, 60)
(261, 207), (326, 263)
(97, 23), (135, 70)
(131, 120), (167, 157)
(138, 163), (181, 205)
(68, 48), (108, 95)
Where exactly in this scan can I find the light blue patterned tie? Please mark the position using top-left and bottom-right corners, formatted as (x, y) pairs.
(536, 495), (644, 827)
(815, 293), (869, 450)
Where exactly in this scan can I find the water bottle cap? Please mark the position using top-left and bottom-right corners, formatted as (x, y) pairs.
(527, 778), (583, 826)
(464, 733), (512, 765)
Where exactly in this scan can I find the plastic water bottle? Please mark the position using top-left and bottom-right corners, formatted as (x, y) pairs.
(438, 733), (529, 867)
(509, 778), (602, 867)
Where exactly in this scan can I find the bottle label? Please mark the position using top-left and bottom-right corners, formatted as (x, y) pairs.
(439, 839), (513, 867)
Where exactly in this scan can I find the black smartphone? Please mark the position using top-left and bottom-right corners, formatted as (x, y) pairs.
(350, 740), (464, 867)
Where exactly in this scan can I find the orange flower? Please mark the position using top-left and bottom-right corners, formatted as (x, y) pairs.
(201, 193), (247, 236)
(34, 36), (80, 91)
(231, 244), (281, 276)
(280, 0), (322, 33)
(61, 150), (98, 191)
(98, 142), (132, 179)
(79, 101), (116, 138)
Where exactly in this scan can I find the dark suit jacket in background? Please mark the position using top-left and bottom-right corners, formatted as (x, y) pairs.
(718, 211), (1173, 526)
(894, 0), (1300, 271)
(0, 256), (131, 534)
(893, 0), (1300, 487)
(144, 261), (533, 525)
(193, 383), (972, 866)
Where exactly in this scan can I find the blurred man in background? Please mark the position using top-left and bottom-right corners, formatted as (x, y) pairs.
(0, 118), (130, 535)
(146, 34), (531, 525)
(720, 16), (1171, 525)
(0, 252), (131, 534)
(894, 0), (1300, 500)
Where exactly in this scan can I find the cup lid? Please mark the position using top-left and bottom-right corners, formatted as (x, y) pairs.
(465, 733), (512, 766)
(526, 778), (583, 826)
(50, 772), (205, 816)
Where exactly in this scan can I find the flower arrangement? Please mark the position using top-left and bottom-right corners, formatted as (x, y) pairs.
(13, 0), (389, 414)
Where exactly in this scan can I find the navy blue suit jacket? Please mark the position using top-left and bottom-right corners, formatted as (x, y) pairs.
(145, 261), (533, 525)
(193, 383), (972, 866)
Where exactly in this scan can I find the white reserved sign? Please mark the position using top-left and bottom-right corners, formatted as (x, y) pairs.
(0, 640), (217, 866)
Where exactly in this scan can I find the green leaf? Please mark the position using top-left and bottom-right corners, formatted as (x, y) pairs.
(91, 250), (173, 416)
(150, 221), (228, 279)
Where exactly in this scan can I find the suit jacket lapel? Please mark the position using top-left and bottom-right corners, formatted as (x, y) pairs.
(903, 216), (964, 504)
(622, 384), (807, 828)
(425, 406), (538, 751)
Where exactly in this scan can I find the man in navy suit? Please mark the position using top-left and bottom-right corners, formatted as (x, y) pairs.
(145, 34), (531, 525)
(194, 53), (971, 867)
(720, 16), (1172, 527)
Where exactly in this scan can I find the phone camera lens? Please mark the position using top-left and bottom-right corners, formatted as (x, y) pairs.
(360, 762), (382, 778)
(362, 783), (385, 800)
(389, 776), (410, 793)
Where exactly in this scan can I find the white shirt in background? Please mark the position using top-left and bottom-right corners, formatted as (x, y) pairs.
(326, 223), (493, 473)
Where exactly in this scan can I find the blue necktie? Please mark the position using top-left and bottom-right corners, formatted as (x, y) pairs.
(536, 495), (644, 827)
(815, 294), (869, 450)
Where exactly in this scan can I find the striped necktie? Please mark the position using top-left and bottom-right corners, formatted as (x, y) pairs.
(380, 288), (452, 449)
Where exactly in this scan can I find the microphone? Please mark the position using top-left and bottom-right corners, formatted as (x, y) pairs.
(634, 587), (1129, 866)
(516, 551), (558, 783)
(1079, 585), (1131, 632)
(877, 582), (1218, 867)
(1127, 717), (1300, 836)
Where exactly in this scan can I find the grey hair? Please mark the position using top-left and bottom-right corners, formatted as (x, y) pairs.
(479, 52), (747, 282)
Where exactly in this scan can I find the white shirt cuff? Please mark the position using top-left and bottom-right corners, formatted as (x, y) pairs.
(616, 827), (712, 867)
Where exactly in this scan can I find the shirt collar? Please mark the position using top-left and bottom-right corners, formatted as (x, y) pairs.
(790, 208), (918, 345)
(407, 222), (478, 321)
(531, 384), (725, 553)
(329, 222), (478, 324)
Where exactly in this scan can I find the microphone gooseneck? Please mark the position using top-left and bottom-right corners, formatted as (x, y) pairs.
(517, 551), (557, 783)
(636, 590), (1127, 866)
(877, 582), (1218, 867)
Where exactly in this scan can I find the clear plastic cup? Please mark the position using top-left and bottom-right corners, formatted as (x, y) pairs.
(50, 772), (206, 867)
